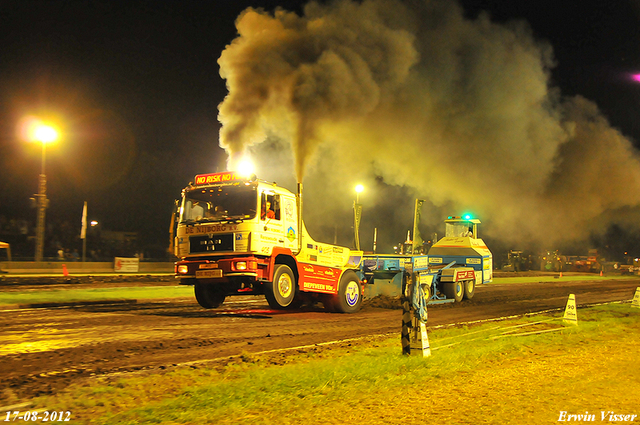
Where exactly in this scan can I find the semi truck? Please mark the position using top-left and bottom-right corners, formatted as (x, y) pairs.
(173, 171), (364, 313)
(362, 215), (493, 302)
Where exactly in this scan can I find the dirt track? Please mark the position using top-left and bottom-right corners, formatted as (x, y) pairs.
(1, 274), (638, 402)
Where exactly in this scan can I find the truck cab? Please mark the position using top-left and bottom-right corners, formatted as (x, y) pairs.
(175, 174), (300, 259)
(174, 171), (364, 313)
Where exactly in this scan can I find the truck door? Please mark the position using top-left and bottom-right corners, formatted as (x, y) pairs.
(260, 191), (285, 247)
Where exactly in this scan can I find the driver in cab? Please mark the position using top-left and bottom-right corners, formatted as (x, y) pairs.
(261, 201), (275, 220)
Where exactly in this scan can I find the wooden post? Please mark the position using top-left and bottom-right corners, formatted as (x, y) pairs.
(401, 275), (412, 355)
(402, 272), (430, 356)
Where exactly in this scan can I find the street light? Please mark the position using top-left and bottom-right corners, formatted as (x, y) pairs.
(355, 184), (364, 203)
(354, 184), (364, 251)
(30, 123), (58, 262)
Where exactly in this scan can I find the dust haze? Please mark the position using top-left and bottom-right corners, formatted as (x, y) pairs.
(217, 0), (640, 252)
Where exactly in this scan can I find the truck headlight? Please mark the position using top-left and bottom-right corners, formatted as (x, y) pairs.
(177, 265), (189, 274)
(235, 261), (256, 271)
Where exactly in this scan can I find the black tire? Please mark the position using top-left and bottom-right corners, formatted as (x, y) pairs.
(265, 264), (297, 309)
(443, 280), (464, 302)
(463, 278), (475, 300)
(194, 283), (226, 309)
(331, 270), (363, 313)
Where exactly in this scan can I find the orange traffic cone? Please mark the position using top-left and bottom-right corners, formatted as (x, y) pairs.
(600, 270), (603, 277)
(62, 264), (69, 277)
(559, 272), (563, 278)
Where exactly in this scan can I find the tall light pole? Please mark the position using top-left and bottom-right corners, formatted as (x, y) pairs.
(31, 124), (58, 262)
(354, 184), (364, 251)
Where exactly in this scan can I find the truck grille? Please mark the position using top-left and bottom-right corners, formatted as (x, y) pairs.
(190, 233), (234, 253)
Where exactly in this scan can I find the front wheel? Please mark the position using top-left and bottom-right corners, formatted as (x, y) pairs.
(330, 271), (363, 313)
(194, 283), (226, 309)
(265, 264), (297, 309)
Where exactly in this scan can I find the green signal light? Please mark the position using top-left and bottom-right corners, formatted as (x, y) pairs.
(462, 214), (473, 220)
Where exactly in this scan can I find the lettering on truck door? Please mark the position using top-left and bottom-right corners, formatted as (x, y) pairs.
(282, 195), (298, 250)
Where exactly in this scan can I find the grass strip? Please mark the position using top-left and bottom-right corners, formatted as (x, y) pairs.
(2, 274), (635, 306)
(491, 274), (638, 284)
(0, 286), (193, 306)
(34, 303), (640, 424)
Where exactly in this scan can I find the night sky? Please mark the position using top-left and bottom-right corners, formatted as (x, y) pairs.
(1, 0), (639, 258)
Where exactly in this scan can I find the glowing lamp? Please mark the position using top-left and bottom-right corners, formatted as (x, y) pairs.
(354, 184), (364, 204)
(236, 157), (255, 178)
(32, 125), (58, 144)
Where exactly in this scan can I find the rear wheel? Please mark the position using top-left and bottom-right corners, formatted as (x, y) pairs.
(265, 265), (296, 309)
(443, 280), (464, 302)
(463, 278), (475, 300)
(331, 271), (363, 313)
(194, 283), (226, 309)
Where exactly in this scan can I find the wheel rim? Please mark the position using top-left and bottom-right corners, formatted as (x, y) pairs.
(277, 273), (293, 298)
(345, 281), (360, 307)
(423, 284), (431, 302)
(456, 282), (463, 297)
(466, 280), (474, 293)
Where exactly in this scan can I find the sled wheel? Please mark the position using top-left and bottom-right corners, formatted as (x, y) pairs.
(421, 281), (432, 303)
(463, 278), (475, 300)
(443, 280), (464, 302)
(265, 264), (296, 309)
(194, 283), (226, 309)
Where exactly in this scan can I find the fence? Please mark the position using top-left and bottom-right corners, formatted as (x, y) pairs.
(0, 261), (174, 274)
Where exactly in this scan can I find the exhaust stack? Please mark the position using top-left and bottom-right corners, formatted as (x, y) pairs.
(295, 182), (303, 255)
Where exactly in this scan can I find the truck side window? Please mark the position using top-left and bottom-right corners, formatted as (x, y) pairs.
(272, 196), (281, 220)
(261, 193), (281, 221)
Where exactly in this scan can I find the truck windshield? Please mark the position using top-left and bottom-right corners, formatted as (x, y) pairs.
(180, 184), (257, 223)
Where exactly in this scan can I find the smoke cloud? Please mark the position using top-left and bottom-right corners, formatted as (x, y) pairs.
(217, 0), (640, 250)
